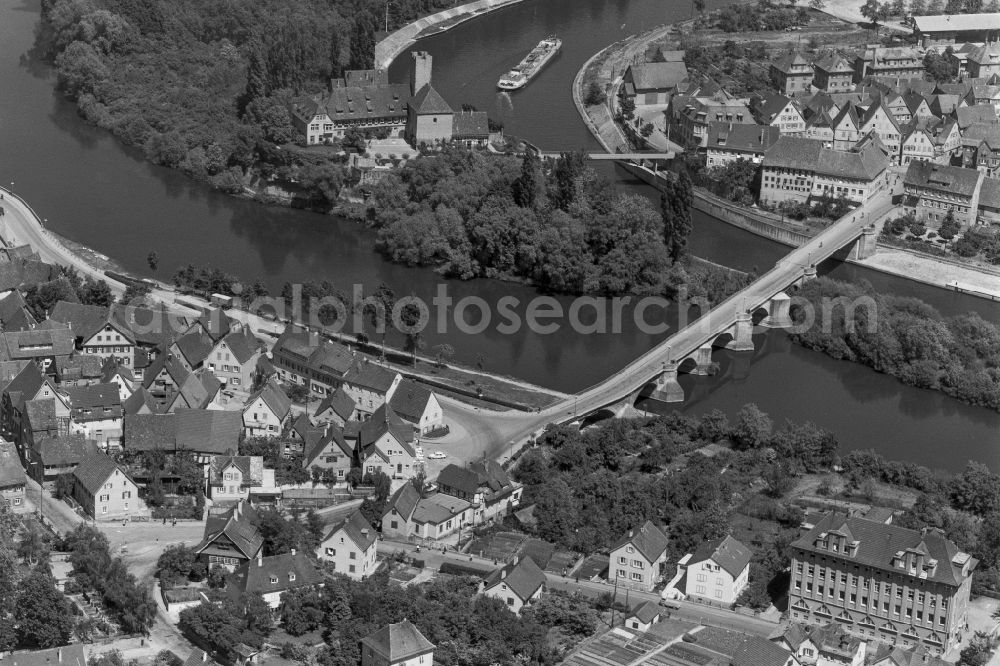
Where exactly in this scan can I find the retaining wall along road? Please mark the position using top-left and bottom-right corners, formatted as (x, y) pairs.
(375, 0), (527, 69)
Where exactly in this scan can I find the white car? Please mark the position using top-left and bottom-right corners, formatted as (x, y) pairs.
(428, 451), (447, 459)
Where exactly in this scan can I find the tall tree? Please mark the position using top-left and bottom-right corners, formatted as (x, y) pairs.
(512, 150), (542, 209)
(349, 11), (376, 70)
(15, 565), (74, 647)
(660, 173), (693, 262)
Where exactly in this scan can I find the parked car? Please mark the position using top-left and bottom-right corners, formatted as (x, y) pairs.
(428, 451), (447, 459)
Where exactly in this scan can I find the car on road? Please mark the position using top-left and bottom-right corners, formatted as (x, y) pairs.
(428, 451), (447, 459)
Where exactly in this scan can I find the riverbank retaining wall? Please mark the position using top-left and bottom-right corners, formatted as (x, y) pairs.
(375, 0), (526, 70)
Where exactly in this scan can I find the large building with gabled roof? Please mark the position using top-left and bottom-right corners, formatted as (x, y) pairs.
(760, 135), (890, 205)
(770, 52), (814, 96)
(71, 450), (145, 520)
(317, 509), (378, 579)
(232, 550), (323, 608)
(788, 512), (976, 655)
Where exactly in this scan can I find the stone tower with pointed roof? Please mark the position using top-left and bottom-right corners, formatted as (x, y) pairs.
(406, 51), (454, 147)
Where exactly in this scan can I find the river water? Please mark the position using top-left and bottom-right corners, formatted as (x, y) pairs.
(0, 0), (997, 470)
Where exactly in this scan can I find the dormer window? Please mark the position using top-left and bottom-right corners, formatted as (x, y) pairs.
(288, 572), (296, 582)
(269, 576), (278, 584)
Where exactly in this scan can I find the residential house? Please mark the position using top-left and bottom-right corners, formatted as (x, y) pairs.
(788, 512), (976, 655)
(731, 637), (801, 666)
(625, 602), (662, 632)
(956, 104), (998, 131)
(242, 380), (292, 438)
(194, 500), (264, 569)
(750, 93), (807, 136)
(681, 535), (752, 605)
(760, 136), (890, 205)
(622, 61), (690, 106)
(109, 302), (191, 353)
(854, 46), (924, 82)
(387, 379), (443, 435)
(770, 52), (814, 96)
(122, 409), (242, 462)
(341, 362), (402, 419)
(55, 355), (104, 387)
(665, 92), (753, 148)
(830, 102), (863, 152)
(450, 111), (490, 148)
(903, 160), (985, 227)
(72, 451), (145, 520)
(232, 550), (323, 608)
(813, 54), (855, 92)
(481, 556), (546, 615)
(899, 118), (939, 165)
(302, 425), (353, 482)
(966, 84), (1000, 115)
(24, 433), (97, 487)
(165, 368), (223, 412)
(944, 42), (983, 77)
(967, 42), (1000, 79)
(859, 99), (903, 164)
(2, 363), (65, 452)
(381, 484), (473, 541)
(205, 324), (260, 390)
(314, 387), (357, 427)
(20, 398), (67, 457)
(169, 331), (215, 372)
(0, 438), (26, 510)
(352, 404), (417, 479)
(976, 176), (1000, 225)
(770, 622), (867, 666)
(64, 383), (123, 449)
(141, 352), (190, 409)
(0, 290), (35, 332)
(317, 510), (378, 579)
(208, 455), (276, 504)
(49, 301), (135, 367)
(959, 122), (1000, 174)
(0, 325), (75, 377)
(609, 520), (669, 591)
(706, 122), (780, 168)
(122, 386), (161, 416)
(912, 13), (1000, 47)
(100, 358), (135, 401)
(271, 328), (354, 398)
(360, 621), (434, 666)
(435, 460), (523, 525)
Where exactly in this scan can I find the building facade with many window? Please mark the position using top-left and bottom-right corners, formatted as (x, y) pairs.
(788, 513), (976, 656)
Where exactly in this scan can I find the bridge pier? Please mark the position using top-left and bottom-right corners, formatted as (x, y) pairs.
(849, 226), (878, 260)
(648, 362), (684, 403)
(725, 312), (755, 352)
(761, 292), (793, 328)
(794, 265), (818, 288)
(686, 344), (718, 375)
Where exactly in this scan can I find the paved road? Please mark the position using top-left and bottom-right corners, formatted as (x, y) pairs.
(23, 477), (83, 535)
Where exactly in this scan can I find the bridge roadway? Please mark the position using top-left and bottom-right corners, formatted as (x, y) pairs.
(487, 190), (894, 458)
(537, 152), (675, 160)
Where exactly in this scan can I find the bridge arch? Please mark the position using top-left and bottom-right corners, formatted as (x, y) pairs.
(750, 306), (770, 326)
(676, 356), (699, 374)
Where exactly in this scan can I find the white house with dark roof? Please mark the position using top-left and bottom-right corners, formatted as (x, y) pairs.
(732, 636), (800, 666)
(318, 510), (378, 579)
(289, 69), (410, 144)
(770, 52), (814, 96)
(341, 362), (402, 419)
(165, 368), (223, 413)
(622, 61), (690, 106)
(770, 621), (867, 666)
(609, 520), (669, 591)
(360, 620), (434, 666)
(681, 534), (752, 605)
(49, 301), (136, 367)
(233, 550), (324, 609)
(903, 160), (985, 228)
(64, 383), (124, 449)
(706, 123), (781, 168)
(314, 387), (357, 427)
(751, 93), (807, 136)
(71, 450), (145, 520)
(481, 556), (547, 615)
(100, 357), (135, 401)
(813, 54), (855, 92)
(242, 379), (291, 438)
(0, 438), (26, 511)
(194, 499), (263, 569)
(387, 379), (442, 435)
(270, 327), (355, 397)
(206, 324), (260, 390)
(435, 460), (522, 525)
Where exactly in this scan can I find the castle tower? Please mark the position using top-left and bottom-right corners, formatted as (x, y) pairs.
(411, 51), (432, 96)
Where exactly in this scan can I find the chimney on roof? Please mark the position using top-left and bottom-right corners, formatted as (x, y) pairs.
(291, 548), (296, 556)
(257, 551), (263, 567)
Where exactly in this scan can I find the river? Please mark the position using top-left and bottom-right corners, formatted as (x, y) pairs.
(0, 0), (997, 470)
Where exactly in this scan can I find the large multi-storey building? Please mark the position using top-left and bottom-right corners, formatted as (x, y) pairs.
(788, 513), (976, 656)
(853, 46), (924, 83)
(770, 52), (814, 96)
